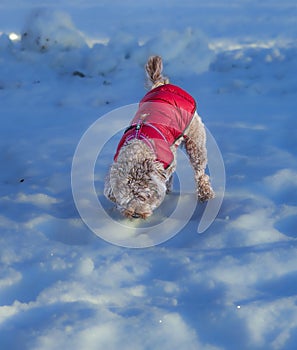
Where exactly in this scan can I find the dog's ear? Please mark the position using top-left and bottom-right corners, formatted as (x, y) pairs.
(104, 172), (116, 202)
(104, 186), (116, 203)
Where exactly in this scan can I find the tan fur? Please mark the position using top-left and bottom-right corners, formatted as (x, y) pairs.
(104, 56), (214, 219)
(145, 55), (169, 89)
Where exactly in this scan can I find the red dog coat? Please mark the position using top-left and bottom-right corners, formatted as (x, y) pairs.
(114, 84), (196, 169)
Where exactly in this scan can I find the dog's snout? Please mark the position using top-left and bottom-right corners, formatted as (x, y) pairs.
(132, 213), (141, 219)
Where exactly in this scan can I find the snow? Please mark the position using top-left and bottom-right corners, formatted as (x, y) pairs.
(0, 1), (297, 349)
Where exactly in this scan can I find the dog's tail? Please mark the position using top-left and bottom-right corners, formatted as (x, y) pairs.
(145, 55), (169, 89)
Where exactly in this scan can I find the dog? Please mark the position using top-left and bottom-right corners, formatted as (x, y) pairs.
(104, 55), (214, 219)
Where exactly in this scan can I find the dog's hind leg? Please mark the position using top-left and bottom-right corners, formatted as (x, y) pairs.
(184, 113), (215, 202)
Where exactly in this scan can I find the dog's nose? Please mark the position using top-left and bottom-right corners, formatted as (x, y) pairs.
(132, 213), (141, 219)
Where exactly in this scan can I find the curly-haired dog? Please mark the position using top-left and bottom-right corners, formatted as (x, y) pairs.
(104, 55), (214, 219)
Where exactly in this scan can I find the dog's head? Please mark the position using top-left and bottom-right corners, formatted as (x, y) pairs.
(105, 141), (167, 219)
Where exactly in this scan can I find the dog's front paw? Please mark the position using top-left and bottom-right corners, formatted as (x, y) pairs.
(198, 174), (215, 202)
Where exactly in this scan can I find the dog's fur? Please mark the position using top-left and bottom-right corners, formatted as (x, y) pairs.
(104, 56), (214, 219)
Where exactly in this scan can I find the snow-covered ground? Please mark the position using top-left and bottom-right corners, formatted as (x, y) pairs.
(1, 1), (297, 349)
